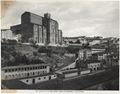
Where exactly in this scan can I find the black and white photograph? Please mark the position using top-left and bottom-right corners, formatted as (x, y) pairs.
(1, 0), (119, 93)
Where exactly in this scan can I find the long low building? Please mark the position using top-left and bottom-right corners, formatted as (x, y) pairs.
(56, 68), (90, 79)
(1, 64), (50, 80)
(1, 63), (57, 85)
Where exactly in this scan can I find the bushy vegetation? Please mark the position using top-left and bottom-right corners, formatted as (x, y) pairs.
(38, 46), (66, 57)
(1, 44), (76, 69)
(1, 45), (45, 67)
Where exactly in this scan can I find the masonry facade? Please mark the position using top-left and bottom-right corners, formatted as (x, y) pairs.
(11, 12), (62, 46)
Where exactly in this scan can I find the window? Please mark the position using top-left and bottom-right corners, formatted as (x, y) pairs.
(35, 26), (38, 32)
(15, 68), (17, 71)
(21, 68), (24, 71)
(12, 69), (14, 72)
(5, 69), (7, 72)
(33, 72), (35, 75)
(44, 71), (46, 74)
(18, 68), (20, 71)
(37, 67), (39, 69)
(26, 80), (29, 82)
(40, 66), (42, 69)
(43, 71), (44, 74)
(33, 67), (35, 70)
(43, 66), (45, 69)
(37, 72), (39, 75)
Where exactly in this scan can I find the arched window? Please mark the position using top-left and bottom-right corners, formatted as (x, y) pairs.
(44, 66), (46, 68)
(33, 67), (35, 70)
(26, 80), (29, 82)
(5, 69), (7, 72)
(33, 72), (35, 75)
(27, 73), (29, 77)
(21, 68), (24, 71)
(18, 68), (21, 71)
(15, 68), (17, 71)
(8, 69), (11, 72)
(30, 67), (32, 70)
(44, 77), (46, 79)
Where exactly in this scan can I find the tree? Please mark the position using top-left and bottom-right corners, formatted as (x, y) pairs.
(69, 41), (73, 44)
(29, 38), (37, 45)
(33, 51), (37, 56)
(75, 40), (81, 44)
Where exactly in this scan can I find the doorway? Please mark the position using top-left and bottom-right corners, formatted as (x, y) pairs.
(49, 76), (51, 80)
(27, 73), (29, 77)
(32, 78), (35, 84)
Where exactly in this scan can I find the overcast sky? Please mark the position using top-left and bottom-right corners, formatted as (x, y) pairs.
(1, 0), (119, 38)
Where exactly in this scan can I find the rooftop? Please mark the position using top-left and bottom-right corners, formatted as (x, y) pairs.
(2, 63), (49, 70)
(22, 11), (58, 24)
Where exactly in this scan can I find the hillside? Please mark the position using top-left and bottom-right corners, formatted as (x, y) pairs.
(1, 44), (76, 70)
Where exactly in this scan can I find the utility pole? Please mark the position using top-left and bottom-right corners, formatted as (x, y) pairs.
(107, 40), (112, 67)
(56, 76), (63, 90)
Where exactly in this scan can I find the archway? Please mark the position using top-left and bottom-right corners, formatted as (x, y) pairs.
(27, 73), (29, 77)
(49, 76), (51, 80)
(32, 78), (35, 84)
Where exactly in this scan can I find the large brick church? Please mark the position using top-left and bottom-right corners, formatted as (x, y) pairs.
(11, 11), (62, 46)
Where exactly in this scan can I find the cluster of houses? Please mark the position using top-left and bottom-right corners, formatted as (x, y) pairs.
(55, 37), (119, 78)
(63, 36), (119, 47)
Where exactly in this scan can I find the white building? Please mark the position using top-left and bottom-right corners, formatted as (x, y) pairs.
(56, 68), (90, 78)
(1, 64), (50, 80)
(78, 37), (87, 44)
(96, 53), (107, 61)
(1, 29), (21, 42)
(1, 64), (57, 84)
(78, 49), (92, 60)
(1, 29), (14, 40)
(89, 39), (101, 46)
(91, 48), (105, 54)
